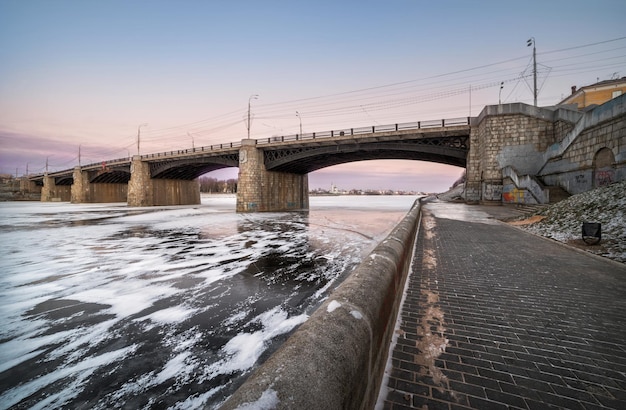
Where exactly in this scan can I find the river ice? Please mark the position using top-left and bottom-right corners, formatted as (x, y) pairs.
(0, 195), (417, 409)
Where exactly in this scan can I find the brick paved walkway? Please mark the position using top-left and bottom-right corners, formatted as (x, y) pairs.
(382, 202), (626, 410)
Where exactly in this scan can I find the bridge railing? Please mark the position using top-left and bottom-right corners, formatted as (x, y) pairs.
(29, 117), (470, 179)
(141, 141), (242, 159)
(256, 117), (470, 145)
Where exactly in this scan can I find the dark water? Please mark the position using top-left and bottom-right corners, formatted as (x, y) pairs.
(0, 195), (417, 409)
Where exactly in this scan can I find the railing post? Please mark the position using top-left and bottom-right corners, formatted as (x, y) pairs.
(313, 132), (316, 139)
(418, 121), (421, 129)
(372, 126), (375, 133)
(467, 116), (471, 125)
(442, 119), (445, 127)
(395, 124), (398, 131)
(350, 128), (353, 135)
(331, 130), (334, 137)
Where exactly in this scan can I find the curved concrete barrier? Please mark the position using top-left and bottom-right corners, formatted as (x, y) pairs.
(220, 200), (422, 410)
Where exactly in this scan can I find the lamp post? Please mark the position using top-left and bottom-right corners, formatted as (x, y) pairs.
(137, 123), (148, 155)
(296, 111), (302, 137)
(499, 82), (504, 105)
(187, 132), (195, 150)
(247, 94), (258, 139)
(527, 37), (537, 106)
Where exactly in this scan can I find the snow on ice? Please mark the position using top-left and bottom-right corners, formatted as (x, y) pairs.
(0, 195), (417, 409)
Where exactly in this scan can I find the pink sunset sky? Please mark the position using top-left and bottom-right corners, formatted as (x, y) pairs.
(1, 1), (625, 192)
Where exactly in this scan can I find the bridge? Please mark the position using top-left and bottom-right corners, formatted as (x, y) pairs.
(30, 117), (471, 211)
(28, 96), (626, 211)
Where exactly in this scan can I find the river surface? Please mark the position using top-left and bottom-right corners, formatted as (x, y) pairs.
(0, 195), (418, 409)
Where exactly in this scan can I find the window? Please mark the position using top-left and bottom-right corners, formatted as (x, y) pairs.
(612, 90), (623, 98)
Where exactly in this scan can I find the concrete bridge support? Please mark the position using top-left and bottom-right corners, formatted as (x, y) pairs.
(236, 139), (309, 212)
(71, 166), (128, 203)
(127, 157), (200, 206)
(41, 174), (71, 202)
(71, 166), (89, 203)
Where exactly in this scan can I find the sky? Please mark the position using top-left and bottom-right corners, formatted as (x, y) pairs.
(1, 0), (625, 192)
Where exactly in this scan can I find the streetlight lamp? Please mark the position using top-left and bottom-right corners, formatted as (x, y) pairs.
(187, 132), (195, 150)
(499, 82), (504, 105)
(137, 123), (148, 155)
(247, 94), (258, 139)
(527, 37), (537, 106)
(296, 111), (302, 138)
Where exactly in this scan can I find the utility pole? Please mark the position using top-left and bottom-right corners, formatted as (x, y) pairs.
(137, 123), (148, 155)
(46, 157), (49, 173)
(187, 132), (195, 149)
(527, 37), (537, 106)
(247, 94), (258, 139)
(78, 145), (81, 166)
(499, 82), (504, 105)
(296, 111), (302, 137)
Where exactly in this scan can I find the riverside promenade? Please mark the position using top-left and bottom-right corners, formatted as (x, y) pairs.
(381, 201), (626, 410)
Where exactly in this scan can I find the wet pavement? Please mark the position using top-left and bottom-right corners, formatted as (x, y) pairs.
(382, 200), (626, 410)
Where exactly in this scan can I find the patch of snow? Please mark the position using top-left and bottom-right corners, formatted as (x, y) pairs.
(517, 181), (626, 263)
(234, 388), (279, 410)
(350, 310), (363, 320)
(327, 300), (342, 313)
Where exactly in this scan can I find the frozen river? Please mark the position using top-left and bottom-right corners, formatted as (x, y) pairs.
(0, 195), (418, 409)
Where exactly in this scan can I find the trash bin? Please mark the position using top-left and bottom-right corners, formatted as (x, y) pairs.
(582, 222), (601, 245)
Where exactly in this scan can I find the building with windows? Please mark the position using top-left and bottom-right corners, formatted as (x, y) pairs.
(559, 77), (626, 109)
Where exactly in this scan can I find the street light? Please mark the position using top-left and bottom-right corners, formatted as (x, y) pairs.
(187, 132), (195, 149)
(499, 82), (504, 104)
(296, 111), (302, 138)
(137, 123), (148, 155)
(247, 94), (258, 139)
(527, 37), (537, 106)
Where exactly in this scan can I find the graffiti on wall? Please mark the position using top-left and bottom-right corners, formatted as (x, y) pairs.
(575, 174), (588, 185)
(595, 168), (615, 187)
(483, 183), (503, 201)
(503, 185), (524, 203)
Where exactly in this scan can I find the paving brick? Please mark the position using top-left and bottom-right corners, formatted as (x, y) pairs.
(467, 396), (509, 410)
(484, 388), (527, 408)
(394, 379), (430, 397)
(381, 203), (626, 409)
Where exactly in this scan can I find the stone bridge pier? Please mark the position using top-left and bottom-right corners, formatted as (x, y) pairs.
(41, 173), (71, 202)
(127, 157), (200, 207)
(236, 139), (309, 212)
(71, 166), (128, 203)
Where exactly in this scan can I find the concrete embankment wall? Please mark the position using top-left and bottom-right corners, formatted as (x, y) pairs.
(221, 200), (422, 410)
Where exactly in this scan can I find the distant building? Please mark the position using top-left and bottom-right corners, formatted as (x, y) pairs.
(558, 77), (626, 109)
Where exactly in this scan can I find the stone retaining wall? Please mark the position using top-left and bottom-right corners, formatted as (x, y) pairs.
(220, 200), (423, 410)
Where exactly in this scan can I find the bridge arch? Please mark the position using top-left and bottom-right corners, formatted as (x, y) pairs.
(262, 136), (468, 173)
(149, 156), (239, 179)
(90, 170), (131, 184)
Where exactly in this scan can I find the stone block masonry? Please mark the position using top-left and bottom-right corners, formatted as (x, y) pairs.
(41, 174), (70, 202)
(128, 157), (200, 206)
(465, 99), (625, 204)
(237, 139), (308, 212)
(71, 166), (127, 203)
(221, 200), (422, 409)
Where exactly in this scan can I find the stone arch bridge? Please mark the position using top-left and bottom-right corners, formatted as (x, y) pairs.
(32, 118), (471, 211)
(30, 96), (626, 211)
